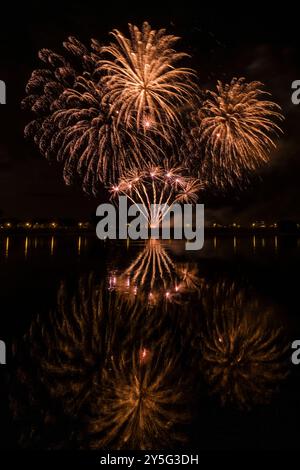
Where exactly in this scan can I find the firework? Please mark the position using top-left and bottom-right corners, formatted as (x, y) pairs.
(109, 239), (203, 305)
(11, 275), (190, 449)
(183, 78), (284, 189)
(199, 280), (289, 409)
(99, 22), (197, 137)
(15, 276), (139, 415)
(110, 164), (202, 227)
(23, 37), (158, 193)
(87, 346), (189, 449)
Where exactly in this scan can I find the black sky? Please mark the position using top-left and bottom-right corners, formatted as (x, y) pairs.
(0, 1), (300, 222)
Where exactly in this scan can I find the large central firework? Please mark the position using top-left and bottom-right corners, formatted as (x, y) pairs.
(100, 22), (197, 134)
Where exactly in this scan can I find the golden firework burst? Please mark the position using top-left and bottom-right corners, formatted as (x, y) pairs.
(23, 37), (160, 193)
(183, 78), (284, 189)
(99, 22), (197, 136)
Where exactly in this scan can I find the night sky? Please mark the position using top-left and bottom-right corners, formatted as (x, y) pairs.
(0, 1), (299, 223)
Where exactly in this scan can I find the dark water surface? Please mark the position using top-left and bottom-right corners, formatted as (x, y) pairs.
(0, 233), (300, 450)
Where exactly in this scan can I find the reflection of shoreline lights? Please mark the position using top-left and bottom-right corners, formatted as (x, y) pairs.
(111, 165), (202, 228)
(10, 236), (90, 258)
(0, 235), (291, 260)
(50, 236), (55, 256)
(12, 275), (189, 449)
(183, 78), (283, 190)
(252, 235), (256, 251)
(24, 237), (29, 258)
(5, 237), (9, 258)
(108, 240), (202, 304)
(200, 281), (289, 410)
(77, 236), (82, 255)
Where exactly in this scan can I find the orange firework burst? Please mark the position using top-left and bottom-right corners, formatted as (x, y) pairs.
(110, 164), (202, 227)
(183, 78), (284, 189)
(22, 37), (159, 193)
(99, 22), (197, 136)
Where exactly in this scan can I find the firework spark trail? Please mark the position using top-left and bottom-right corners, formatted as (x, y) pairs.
(199, 280), (289, 409)
(111, 165), (202, 227)
(99, 22), (198, 138)
(183, 78), (284, 189)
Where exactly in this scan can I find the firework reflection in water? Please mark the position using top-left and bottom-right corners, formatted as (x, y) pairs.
(199, 279), (289, 410)
(108, 239), (203, 305)
(11, 275), (191, 449)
